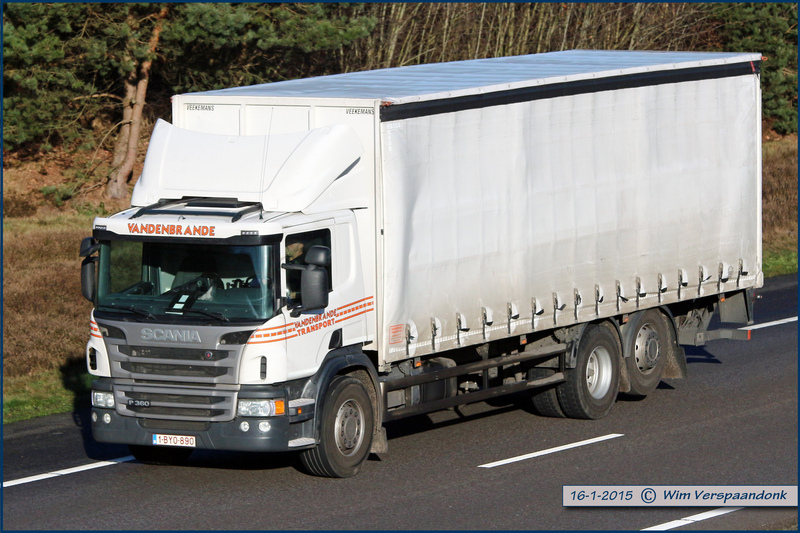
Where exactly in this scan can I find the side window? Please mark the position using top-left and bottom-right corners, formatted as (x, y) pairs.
(285, 229), (332, 304)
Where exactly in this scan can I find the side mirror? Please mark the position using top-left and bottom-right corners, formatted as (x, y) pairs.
(80, 237), (99, 303)
(81, 256), (96, 302)
(300, 246), (331, 311)
(282, 245), (331, 317)
(300, 266), (329, 311)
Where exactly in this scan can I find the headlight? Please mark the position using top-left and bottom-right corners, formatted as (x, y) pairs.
(237, 398), (285, 417)
(92, 391), (115, 409)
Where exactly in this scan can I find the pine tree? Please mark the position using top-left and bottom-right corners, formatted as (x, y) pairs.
(715, 3), (798, 134)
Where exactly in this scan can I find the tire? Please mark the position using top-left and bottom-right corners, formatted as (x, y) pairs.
(625, 309), (667, 397)
(527, 367), (566, 418)
(557, 323), (620, 420)
(129, 444), (192, 465)
(300, 376), (374, 478)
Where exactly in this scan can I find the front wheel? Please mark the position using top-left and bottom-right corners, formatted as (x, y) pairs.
(557, 323), (621, 420)
(300, 376), (374, 478)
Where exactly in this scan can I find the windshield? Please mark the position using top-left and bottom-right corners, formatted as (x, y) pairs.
(95, 240), (276, 323)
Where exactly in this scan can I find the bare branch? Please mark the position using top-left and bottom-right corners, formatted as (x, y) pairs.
(72, 93), (124, 102)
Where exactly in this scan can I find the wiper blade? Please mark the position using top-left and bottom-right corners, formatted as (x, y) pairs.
(177, 309), (230, 322)
(96, 304), (156, 320)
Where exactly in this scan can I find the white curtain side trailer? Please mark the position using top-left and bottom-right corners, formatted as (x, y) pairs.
(85, 50), (762, 477)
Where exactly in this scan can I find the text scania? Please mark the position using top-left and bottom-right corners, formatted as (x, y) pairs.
(127, 223), (215, 236)
(141, 328), (202, 343)
(295, 310), (338, 336)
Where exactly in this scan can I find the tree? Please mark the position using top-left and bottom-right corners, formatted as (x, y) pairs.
(104, 4), (170, 199)
(714, 3), (798, 134)
(3, 3), (376, 198)
(3, 4), (101, 152)
(5, 2), (794, 202)
(156, 4), (375, 93)
(3, 3), (172, 198)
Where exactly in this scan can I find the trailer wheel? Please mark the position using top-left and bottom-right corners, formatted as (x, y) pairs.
(625, 310), (667, 396)
(557, 323), (620, 419)
(527, 368), (566, 418)
(128, 445), (192, 465)
(300, 375), (374, 478)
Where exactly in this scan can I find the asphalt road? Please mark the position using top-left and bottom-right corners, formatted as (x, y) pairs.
(3, 274), (797, 530)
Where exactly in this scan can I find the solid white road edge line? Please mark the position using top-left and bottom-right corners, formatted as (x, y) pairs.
(478, 433), (624, 468)
(740, 316), (798, 330)
(3, 456), (135, 488)
(641, 507), (744, 531)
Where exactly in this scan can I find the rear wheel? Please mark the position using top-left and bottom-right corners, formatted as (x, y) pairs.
(300, 376), (374, 478)
(625, 309), (669, 396)
(527, 367), (566, 418)
(625, 310), (667, 397)
(557, 323), (620, 419)
(129, 445), (192, 465)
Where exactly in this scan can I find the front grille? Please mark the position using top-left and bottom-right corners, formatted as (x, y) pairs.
(108, 340), (240, 385)
(114, 384), (236, 422)
(126, 391), (226, 405)
(119, 345), (229, 362)
(120, 362), (228, 378)
(126, 405), (226, 418)
(133, 379), (217, 387)
(140, 419), (211, 431)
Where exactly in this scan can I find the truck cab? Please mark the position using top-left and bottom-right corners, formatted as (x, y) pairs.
(82, 119), (382, 477)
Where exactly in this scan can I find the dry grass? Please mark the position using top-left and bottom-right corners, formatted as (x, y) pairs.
(762, 135), (798, 253)
(3, 214), (95, 378)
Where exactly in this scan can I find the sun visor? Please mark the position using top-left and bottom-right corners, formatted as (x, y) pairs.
(131, 119), (363, 211)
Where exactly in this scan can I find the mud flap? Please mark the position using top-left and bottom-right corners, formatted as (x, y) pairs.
(370, 427), (388, 455)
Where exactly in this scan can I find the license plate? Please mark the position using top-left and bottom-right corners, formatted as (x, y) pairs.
(152, 434), (196, 447)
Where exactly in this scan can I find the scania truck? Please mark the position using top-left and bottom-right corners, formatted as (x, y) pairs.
(81, 50), (762, 477)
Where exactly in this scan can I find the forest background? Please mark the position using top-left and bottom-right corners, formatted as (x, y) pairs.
(3, 2), (798, 423)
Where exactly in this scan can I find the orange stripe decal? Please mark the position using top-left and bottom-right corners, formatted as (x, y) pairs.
(247, 297), (375, 344)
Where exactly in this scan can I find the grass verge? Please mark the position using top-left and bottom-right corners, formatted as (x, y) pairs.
(3, 366), (94, 424)
(3, 211), (96, 424)
(763, 246), (798, 278)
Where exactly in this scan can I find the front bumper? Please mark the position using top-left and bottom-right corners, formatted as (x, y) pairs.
(91, 408), (313, 453)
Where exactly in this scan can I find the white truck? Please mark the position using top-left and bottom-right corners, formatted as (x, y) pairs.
(81, 50), (762, 477)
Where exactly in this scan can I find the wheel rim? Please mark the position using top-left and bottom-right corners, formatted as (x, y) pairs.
(334, 398), (364, 456)
(586, 346), (613, 399)
(634, 323), (660, 373)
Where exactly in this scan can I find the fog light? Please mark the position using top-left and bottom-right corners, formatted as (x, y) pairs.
(102, 413), (111, 424)
(239, 421), (250, 432)
(258, 421), (271, 433)
(91, 412), (98, 423)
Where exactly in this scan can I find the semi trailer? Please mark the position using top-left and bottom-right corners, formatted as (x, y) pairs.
(81, 50), (762, 477)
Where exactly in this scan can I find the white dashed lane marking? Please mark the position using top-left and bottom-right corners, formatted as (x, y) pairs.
(478, 434), (624, 468)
